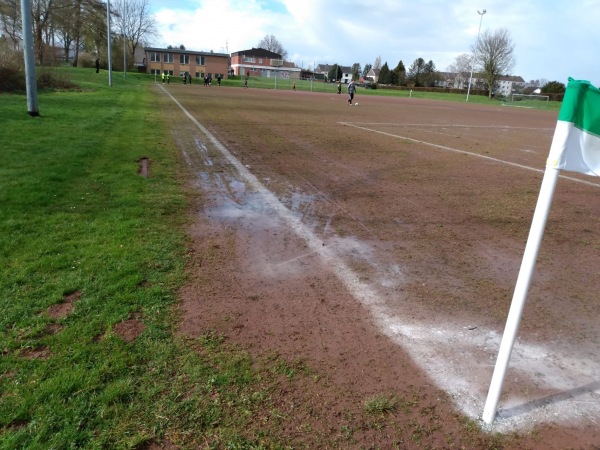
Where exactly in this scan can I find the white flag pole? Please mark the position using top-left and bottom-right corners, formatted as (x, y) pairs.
(482, 165), (561, 424)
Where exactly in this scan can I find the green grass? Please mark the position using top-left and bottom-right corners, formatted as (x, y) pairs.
(0, 68), (284, 449)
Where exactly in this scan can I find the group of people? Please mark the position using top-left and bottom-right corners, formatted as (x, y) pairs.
(159, 70), (356, 103)
(203, 75), (222, 86)
(160, 72), (222, 87)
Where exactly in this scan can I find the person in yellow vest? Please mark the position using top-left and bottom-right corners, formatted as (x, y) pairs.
(161, 72), (165, 83)
(167, 73), (170, 84)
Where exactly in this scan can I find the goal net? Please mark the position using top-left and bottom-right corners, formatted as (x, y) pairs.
(509, 93), (550, 108)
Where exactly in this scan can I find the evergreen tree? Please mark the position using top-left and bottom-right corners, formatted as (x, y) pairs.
(393, 60), (406, 86)
(351, 62), (361, 80)
(362, 63), (372, 78)
(328, 64), (342, 82)
(541, 80), (566, 93)
(423, 60), (439, 87)
(378, 62), (391, 84)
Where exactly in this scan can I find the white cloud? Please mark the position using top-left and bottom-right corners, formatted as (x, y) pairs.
(149, 0), (600, 86)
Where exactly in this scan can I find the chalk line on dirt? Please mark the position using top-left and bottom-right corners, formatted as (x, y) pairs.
(341, 122), (600, 189)
(161, 85), (600, 432)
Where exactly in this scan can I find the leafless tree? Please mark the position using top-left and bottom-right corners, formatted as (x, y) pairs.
(0, 0), (21, 49)
(257, 34), (287, 60)
(446, 53), (471, 88)
(113, 0), (156, 65)
(373, 55), (382, 70)
(472, 27), (515, 98)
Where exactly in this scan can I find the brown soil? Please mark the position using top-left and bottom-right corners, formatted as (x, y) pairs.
(160, 84), (600, 448)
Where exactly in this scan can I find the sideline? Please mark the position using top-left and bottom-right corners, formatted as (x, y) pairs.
(341, 122), (600, 188)
(157, 84), (600, 432)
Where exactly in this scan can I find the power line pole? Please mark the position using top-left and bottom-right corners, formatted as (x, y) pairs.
(107, 0), (113, 86)
(466, 9), (486, 102)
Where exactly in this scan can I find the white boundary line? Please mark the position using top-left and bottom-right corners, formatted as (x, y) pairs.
(161, 86), (600, 433)
(340, 122), (600, 189)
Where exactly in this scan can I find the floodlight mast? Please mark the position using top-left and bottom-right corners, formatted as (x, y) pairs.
(466, 9), (486, 102)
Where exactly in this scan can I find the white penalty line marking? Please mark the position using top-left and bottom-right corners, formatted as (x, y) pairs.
(341, 122), (600, 188)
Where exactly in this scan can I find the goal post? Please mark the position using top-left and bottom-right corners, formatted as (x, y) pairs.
(510, 93), (550, 104)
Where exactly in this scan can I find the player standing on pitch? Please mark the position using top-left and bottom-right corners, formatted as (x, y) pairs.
(347, 79), (356, 105)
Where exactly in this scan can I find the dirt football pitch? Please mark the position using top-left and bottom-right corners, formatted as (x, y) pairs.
(157, 82), (600, 449)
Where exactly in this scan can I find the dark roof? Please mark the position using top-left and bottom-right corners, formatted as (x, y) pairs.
(144, 47), (228, 57)
(231, 47), (282, 59)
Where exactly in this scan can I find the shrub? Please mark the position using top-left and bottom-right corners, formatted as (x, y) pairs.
(0, 66), (26, 93)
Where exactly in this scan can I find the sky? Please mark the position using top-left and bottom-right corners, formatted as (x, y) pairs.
(147, 0), (600, 87)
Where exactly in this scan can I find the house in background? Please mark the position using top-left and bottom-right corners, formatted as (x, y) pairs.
(144, 47), (228, 79)
(366, 68), (380, 83)
(230, 48), (300, 79)
(495, 75), (526, 96)
(314, 64), (332, 81)
(340, 66), (353, 83)
(314, 64), (354, 82)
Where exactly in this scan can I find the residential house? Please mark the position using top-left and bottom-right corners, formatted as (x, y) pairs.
(365, 68), (380, 83)
(314, 64), (333, 81)
(340, 66), (353, 83)
(434, 71), (456, 88)
(144, 47), (228, 80)
(314, 64), (354, 82)
(495, 75), (526, 96)
(230, 48), (301, 79)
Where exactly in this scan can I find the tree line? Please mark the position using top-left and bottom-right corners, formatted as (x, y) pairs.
(0, 0), (156, 69)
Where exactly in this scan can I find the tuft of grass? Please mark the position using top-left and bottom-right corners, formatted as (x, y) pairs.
(363, 394), (398, 414)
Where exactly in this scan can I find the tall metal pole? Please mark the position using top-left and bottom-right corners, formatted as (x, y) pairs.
(20, 0), (39, 116)
(107, 0), (113, 86)
(123, 33), (126, 79)
(466, 9), (486, 102)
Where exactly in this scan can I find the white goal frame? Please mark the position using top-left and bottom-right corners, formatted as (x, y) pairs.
(510, 93), (550, 103)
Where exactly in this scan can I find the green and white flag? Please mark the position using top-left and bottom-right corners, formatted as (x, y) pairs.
(547, 78), (600, 176)
(483, 77), (600, 425)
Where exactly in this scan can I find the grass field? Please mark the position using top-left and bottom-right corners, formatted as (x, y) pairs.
(1, 67), (593, 449)
(0, 69), (273, 448)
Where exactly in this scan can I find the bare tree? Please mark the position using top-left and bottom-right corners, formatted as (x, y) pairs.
(113, 0), (156, 64)
(447, 53), (471, 88)
(0, 0), (22, 49)
(30, 0), (55, 63)
(373, 55), (381, 70)
(257, 34), (287, 60)
(51, 0), (106, 66)
(472, 27), (515, 99)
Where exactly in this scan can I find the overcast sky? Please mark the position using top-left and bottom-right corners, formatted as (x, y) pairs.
(147, 0), (600, 86)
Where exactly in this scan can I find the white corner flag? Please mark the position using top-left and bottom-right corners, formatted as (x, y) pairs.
(482, 78), (600, 425)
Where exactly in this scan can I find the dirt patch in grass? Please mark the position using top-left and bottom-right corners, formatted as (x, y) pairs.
(114, 316), (146, 343)
(47, 290), (81, 319)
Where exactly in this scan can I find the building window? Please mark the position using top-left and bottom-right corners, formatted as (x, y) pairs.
(180, 54), (189, 64)
(163, 53), (173, 63)
(150, 52), (160, 62)
(244, 56), (255, 63)
(258, 58), (263, 64)
(196, 55), (205, 65)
